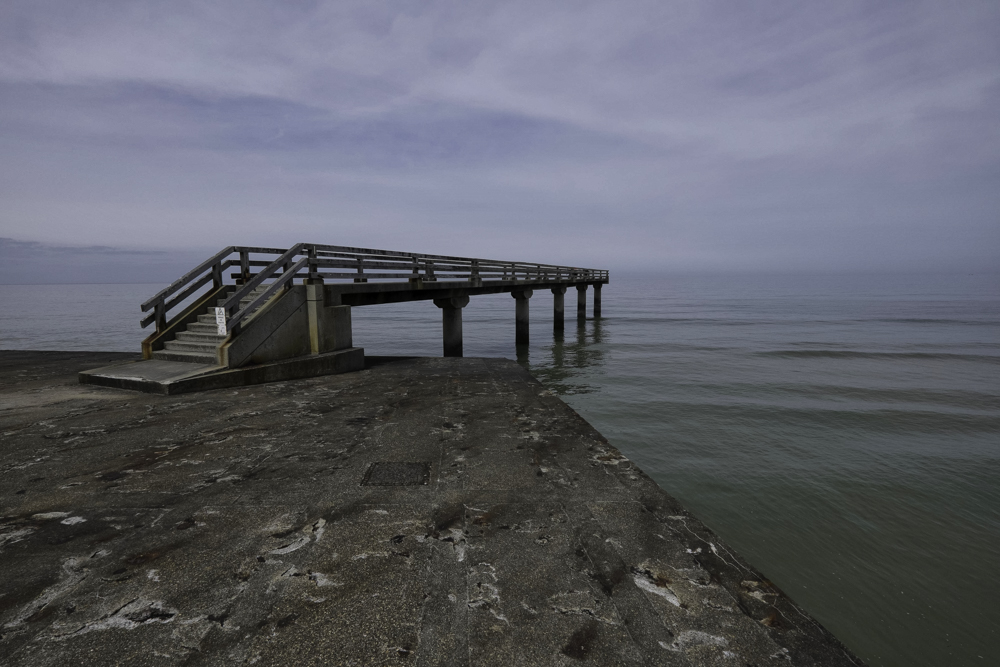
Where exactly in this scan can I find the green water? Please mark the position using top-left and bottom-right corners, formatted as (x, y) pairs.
(522, 274), (1000, 666)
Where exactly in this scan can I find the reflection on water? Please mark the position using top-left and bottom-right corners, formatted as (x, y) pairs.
(521, 318), (607, 395)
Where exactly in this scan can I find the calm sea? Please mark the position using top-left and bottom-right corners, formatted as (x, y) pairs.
(2, 273), (998, 666)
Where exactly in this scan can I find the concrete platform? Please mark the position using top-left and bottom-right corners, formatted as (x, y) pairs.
(0, 351), (864, 666)
(78, 347), (365, 394)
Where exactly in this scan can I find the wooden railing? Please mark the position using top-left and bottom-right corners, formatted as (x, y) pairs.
(141, 243), (608, 336)
(139, 246), (285, 333)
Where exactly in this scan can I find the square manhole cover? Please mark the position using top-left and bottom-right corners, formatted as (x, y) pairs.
(362, 462), (430, 486)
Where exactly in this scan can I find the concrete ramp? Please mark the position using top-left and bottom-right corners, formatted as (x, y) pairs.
(79, 359), (221, 385)
(80, 347), (363, 394)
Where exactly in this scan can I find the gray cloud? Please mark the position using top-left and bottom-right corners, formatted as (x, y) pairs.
(1, 0), (997, 274)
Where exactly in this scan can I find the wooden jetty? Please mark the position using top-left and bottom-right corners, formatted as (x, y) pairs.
(81, 244), (609, 394)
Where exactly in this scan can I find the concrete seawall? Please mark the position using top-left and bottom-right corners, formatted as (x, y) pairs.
(0, 351), (863, 665)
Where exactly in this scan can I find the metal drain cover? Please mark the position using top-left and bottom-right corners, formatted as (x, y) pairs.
(362, 462), (430, 486)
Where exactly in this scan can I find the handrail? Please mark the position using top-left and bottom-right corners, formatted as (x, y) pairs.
(141, 241), (608, 336)
(141, 246), (234, 311)
(309, 258), (606, 279)
(139, 245), (286, 332)
(140, 269), (217, 329)
(308, 242), (591, 272)
(227, 256), (309, 332)
(218, 243), (305, 316)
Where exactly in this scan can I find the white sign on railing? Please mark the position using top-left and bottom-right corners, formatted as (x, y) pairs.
(214, 308), (227, 336)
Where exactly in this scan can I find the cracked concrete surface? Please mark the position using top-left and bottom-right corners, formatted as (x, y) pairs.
(0, 351), (864, 666)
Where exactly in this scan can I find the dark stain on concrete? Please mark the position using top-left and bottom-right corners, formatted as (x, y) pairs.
(562, 619), (600, 659)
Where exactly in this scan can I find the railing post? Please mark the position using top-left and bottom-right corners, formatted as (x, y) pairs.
(411, 256), (419, 279)
(355, 257), (367, 283)
(471, 259), (480, 285)
(211, 262), (223, 289)
(409, 256), (422, 287)
(577, 284), (587, 322)
(512, 289), (533, 345)
(307, 246), (319, 283)
(239, 250), (250, 284)
(154, 301), (166, 334)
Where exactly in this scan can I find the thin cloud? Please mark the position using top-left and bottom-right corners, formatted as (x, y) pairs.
(0, 1), (997, 272)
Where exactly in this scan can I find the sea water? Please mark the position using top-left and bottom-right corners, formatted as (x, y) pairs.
(2, 273), (998, 666)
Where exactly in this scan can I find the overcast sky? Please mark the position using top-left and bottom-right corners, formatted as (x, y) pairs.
(1, 0), (997, 273)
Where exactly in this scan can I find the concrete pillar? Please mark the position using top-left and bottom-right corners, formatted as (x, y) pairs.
(512, 289), (533, 345)
(308, 282), (353, 354)
(329, 306), (353, 351)
(551, 287), (566, 332)
(593, 284), (602, 318)
(576, 284), (587, 322)
(306, 281), (325, 355)
(434, 296), (470, 357)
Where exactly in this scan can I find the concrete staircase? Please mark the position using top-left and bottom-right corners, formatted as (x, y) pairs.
(152, 285), (272, 364)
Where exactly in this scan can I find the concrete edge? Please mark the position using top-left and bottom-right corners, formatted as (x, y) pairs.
(79, 347), (365, 395)
(76, 357), (144, 373)
(78, 360), (224, 395)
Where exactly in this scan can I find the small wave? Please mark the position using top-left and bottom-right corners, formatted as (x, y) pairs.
(736, 384), (1000, 412)
(618, 401), (1000, 434)
(871, 318), (1000, 326)
(756, 350), (1000, 362)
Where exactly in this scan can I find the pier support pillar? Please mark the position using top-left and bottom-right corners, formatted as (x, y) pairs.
(551, 287), (566, 332)
(512, 289), (533, 345)
(308, 282), (353, 354)
(330, 306), (353, 351)
(576, 284), (587, 322)
(593, 284), (602, 318)
(306, 281), (325, 355)
(434, 296), (469, 357)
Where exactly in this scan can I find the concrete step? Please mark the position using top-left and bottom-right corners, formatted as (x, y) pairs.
(240, 290), (272, 309)
(151, 349), (217, 364)
(199, 299), (267, 324)
(214, 297), (265, 308)
(164, 340), (219, 354)
(176, 331), (227, 344)
(216, 286), (270, 307)
(187, 322), (223, 334)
